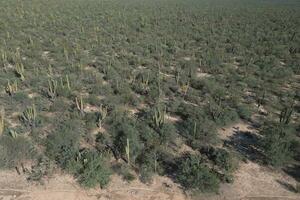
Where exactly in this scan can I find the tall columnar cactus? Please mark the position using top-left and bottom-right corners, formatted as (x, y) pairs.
(141, 71), (150, 91)
(1, 49), (7, 67)
(153, 105), (166, 129)
(75, 96), (84, 113)
(15, 63), (25, 81)
(65, 75), (71, 90)
(15, 48), (21, 61)
(63, 46), (69, 62)
(125, 138), (130, 165)
(180, 81), (190, 96)
(154, 152), (157, 173)
(157, 64), (161, 99)
(129, 72), (136, 84)
(193, 121), (197, 139)
(47, 64), (53, 76)
(175, 70), (180, 85)
(0, 108), (4, 135)
(97, 104), (108, 129)
(5, 80), (18, 96)
(22, 104), (37, 127)
(60, 75), (71, 90)
(9, 129), (18, 138)
(47, 79), (58, 99)
(28, 36), (33, 46)
(279, 102), (294, 125)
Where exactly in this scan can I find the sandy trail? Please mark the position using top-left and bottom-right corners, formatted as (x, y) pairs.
(0, 172), (188, 200)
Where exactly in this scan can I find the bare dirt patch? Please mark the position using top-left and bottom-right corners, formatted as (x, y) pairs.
(0, 171), (188, 200)
(202, 122), (300, 200)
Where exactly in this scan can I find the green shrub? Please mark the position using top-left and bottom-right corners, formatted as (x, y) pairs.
(176, 154), (220, 193)
(140, 165), (154, 184)
(158, 123), (176, 145)
(236, 104), (252, 120)
(260, 122), (295, 167)
(206, 147), (235, 172)
(27, 156), (55, 183)
(182, 117), (217, 147)
(46, 119), (82, 169)
(0, 135), (36, 168)
(109, 113), (143, 163)
(112, 163), (136, 182)
(77, 151), (111, 188)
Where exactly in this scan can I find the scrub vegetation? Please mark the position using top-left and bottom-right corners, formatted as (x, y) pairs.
(0, 0), (299, 195)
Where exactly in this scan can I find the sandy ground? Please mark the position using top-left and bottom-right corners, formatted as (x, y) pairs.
(0, 172), (188, 200)
(0, 121), (299, 200)
(204, 121), (300, 200)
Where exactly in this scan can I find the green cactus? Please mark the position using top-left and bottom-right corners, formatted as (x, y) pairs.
(15, 63), (25, 81)
(60, 75), (71, 90)
(0, 108), (4, 135)
(15, 48), (21, 61)
(1, 49), (7, 67)
(5, 80), (18, 96)
(193, 121), (197, 139)
(9, 129), (18, 138)
(22, 104), (37, 127)
(153, 105), (166, 129)
(180, 81), (189, 96)
(175, 70), (180, 85)
(125, 138), (130, 165)
(97, 104), (108, 129)
(47, 64), (53, 76)
(48, 78), (58, 99)
(141, 71), (150, 90)
(63, 46), (69, 62)
(65, 75), (71, 90)
(75, 96), (84, 113)
(154, 152), (157, 173)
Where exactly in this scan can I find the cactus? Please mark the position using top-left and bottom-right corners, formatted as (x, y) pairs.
(75, 96), (84, 113)
(279, 101), (294, 125)
(47, 64), (53, 76)
(175, 70), (180, 85)
(5, 80), (18, 96)
(0, 108), (4, 135)
(9, 129), (18, 138)
(15, 63), (25, 81)
(21, 104), (37, 127)
(154, 152), (157, 173)
(80, 26), (85, 33)
(97, 104), (108, 129)
(63, 47), (69, 62)
(65, 75), (71, 90)
(193, 121), (197, 139)
(153, 105), (166, 129)
(47, 79), (58, 99)
(28, 36), (33, 46)
(129, 72), (136, 84)
(180, 81), (189, 96)
(60, 75), (71, 90)
(15, 48), (21, 61)
(77, 63), (83, 71)
(1, 49), (7, 67)
(6, 31), (10, 39)
(141, 71), (150, 90)
(125, 138), (130, 165)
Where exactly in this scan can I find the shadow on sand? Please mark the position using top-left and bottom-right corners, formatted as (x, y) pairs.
(224, 127), (265, 163)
